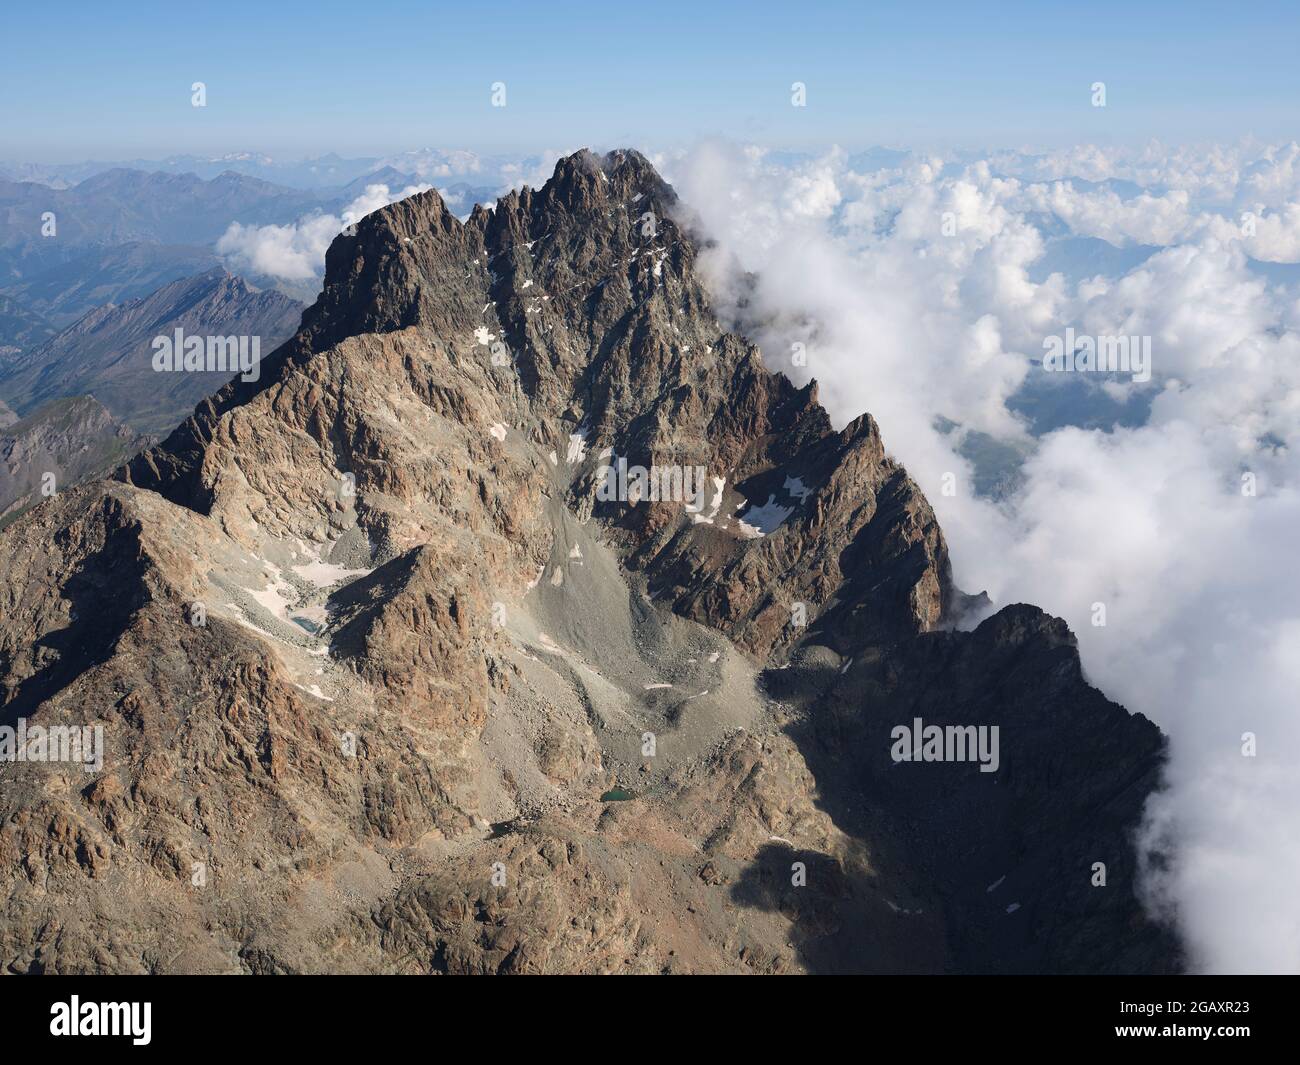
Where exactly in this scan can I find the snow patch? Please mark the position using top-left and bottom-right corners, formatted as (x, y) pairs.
(246, 564), (294, 620)
(691, 476), (727, 525)
(566, 429), (588, 464)
(737, 494), (794, 537)
(293, 560), (373, 588)
(784, 475), (812, 504)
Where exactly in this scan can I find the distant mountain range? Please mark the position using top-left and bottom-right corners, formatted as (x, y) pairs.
(0, 164), (503, 307)
(0, 242), (221, 329)
(0, 148), (535, 190)
(0, 269), (302, 435)
(0, 170), (326, 278)
(0, 293), (55, 358)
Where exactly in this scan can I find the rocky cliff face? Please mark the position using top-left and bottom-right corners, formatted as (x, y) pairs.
(0, 150), (1178, 974)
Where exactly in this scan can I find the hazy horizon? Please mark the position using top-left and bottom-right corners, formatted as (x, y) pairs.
(4, 0), (1298, 161)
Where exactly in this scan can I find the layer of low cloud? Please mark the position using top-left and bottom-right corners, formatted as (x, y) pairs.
(665, 139), (1300, 974)
(216, 182), (432, 282)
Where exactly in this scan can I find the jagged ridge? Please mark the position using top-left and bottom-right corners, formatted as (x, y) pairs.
(0, 150), (1177, 974)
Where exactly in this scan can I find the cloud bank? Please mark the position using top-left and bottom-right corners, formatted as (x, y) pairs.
(664, 139), (1300, 974)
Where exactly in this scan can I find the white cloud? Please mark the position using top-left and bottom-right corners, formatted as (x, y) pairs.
(216, 182), (432, 282)
(1021, 183), (1195, 246)
(378, 148), (483, 181)
(497, 149), (571, 194)
(668, 139), (1300, 974)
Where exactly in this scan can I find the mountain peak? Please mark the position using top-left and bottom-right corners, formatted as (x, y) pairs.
(0, 144), (1177, 974)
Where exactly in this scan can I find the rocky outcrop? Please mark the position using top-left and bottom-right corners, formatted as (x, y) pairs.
(0, 150), (1178, 974)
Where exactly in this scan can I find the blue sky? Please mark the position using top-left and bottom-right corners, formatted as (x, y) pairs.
(3, 0), (1298, 160)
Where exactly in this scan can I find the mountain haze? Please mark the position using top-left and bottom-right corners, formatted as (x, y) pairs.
(0, 270), (302, 435)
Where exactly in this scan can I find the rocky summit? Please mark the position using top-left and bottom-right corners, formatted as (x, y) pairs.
(0, 149), (1179, 974)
